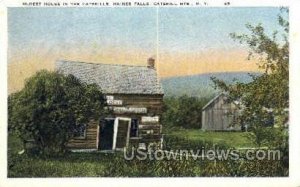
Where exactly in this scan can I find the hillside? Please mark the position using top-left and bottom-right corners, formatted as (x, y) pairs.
(161, 72), (261, 98)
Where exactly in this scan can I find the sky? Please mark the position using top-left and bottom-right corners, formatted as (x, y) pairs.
(8, 7), (285, 93)
(159, 7), (281, 52)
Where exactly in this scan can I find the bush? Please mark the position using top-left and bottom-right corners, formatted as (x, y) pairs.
(8, 70), (106, 156)
(162, 96), (210, 129)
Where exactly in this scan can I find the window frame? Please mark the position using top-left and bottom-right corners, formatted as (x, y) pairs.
(130, 118), (139, 138)
(73, 123), (87, 140)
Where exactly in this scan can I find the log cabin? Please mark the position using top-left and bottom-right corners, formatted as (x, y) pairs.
(201, 93), (241, 131)
(56, 58), (164, 151)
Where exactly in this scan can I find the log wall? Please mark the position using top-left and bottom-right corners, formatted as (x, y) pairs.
(67, 120), (99, 149)
(68, 94), (164, 150)
(107, 94), (163, 149)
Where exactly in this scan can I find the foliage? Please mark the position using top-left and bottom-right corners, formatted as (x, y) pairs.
(8, 70), (106, 155)
(8, 133), (287, 177)
(162, 96), (210, 129)
(211, 8), (289, 147)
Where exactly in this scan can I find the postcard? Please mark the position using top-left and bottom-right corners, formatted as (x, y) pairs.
(1, 0), (300, 186)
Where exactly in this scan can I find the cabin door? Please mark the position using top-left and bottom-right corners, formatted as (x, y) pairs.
(113, 117), (131, 150)
(99, 118), (115, 150)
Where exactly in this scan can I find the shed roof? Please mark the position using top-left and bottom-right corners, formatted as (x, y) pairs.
(202, 93), (225, 111)
(55, 60), (164, 95)
(202, 92), (240, 111)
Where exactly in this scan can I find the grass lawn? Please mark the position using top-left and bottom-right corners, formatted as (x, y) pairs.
(7, 132), (286, 177)
(8, 134), (202, 177)
(166, 128), (255, 148)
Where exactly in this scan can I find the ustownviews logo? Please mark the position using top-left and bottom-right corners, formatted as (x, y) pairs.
(123, 144), (281, 161)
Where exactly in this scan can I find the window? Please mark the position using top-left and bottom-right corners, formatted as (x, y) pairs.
(130, 119), (139, 137)
(73, 124), (86, 139)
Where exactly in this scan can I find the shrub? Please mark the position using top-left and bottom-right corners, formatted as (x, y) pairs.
(8, 70), (106, 156)
(162, 96), (210, 129)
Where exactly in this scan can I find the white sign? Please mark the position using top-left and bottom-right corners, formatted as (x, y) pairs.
(106, 95), (114, 100)
(111, 107), (147, 114)
(107, 100), (123, 105)
(141, 116), (159, 123)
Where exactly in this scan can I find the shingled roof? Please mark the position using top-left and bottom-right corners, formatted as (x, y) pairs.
(56, 60), (164, 95)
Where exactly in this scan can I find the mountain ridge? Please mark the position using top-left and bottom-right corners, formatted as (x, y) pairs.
(160, 71), (261, 98)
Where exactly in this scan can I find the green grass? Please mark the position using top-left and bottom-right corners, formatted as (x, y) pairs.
(167, 129), (255, 148)
(7, 133), (287, 177)
(8, 149), (286, 177)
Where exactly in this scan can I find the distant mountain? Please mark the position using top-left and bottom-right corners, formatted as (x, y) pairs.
(161, 72), (261, 98)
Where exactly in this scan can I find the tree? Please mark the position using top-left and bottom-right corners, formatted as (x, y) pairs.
(8, 70), (106, 155)
(211, 8), (289, 147)
(162, 95), (209, 129)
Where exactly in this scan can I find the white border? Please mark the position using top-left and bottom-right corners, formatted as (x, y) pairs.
(0, 0), (296, 7)
(1, 0), (300, 187)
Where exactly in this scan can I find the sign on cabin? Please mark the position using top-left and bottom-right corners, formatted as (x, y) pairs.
(107, 100), (123, 105)
(106, 95), (114, 100)
(111, 106), (147, 114)
(106, 95), (123, 105)
(141, 116), (159, 123)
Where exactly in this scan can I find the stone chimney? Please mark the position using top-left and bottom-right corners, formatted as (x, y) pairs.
(147, 57), (155, 69)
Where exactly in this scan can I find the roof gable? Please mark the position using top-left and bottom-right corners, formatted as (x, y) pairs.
(202, 93), (225, 110)
(202, 92), (240, 111)
(55, 60), (164, 95)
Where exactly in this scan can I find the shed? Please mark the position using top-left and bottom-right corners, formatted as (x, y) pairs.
(56, 58), (164, 151)
(201, 93), (241, 131)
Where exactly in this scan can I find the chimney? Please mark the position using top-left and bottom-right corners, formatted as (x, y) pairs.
(147, 57), (155, 69)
